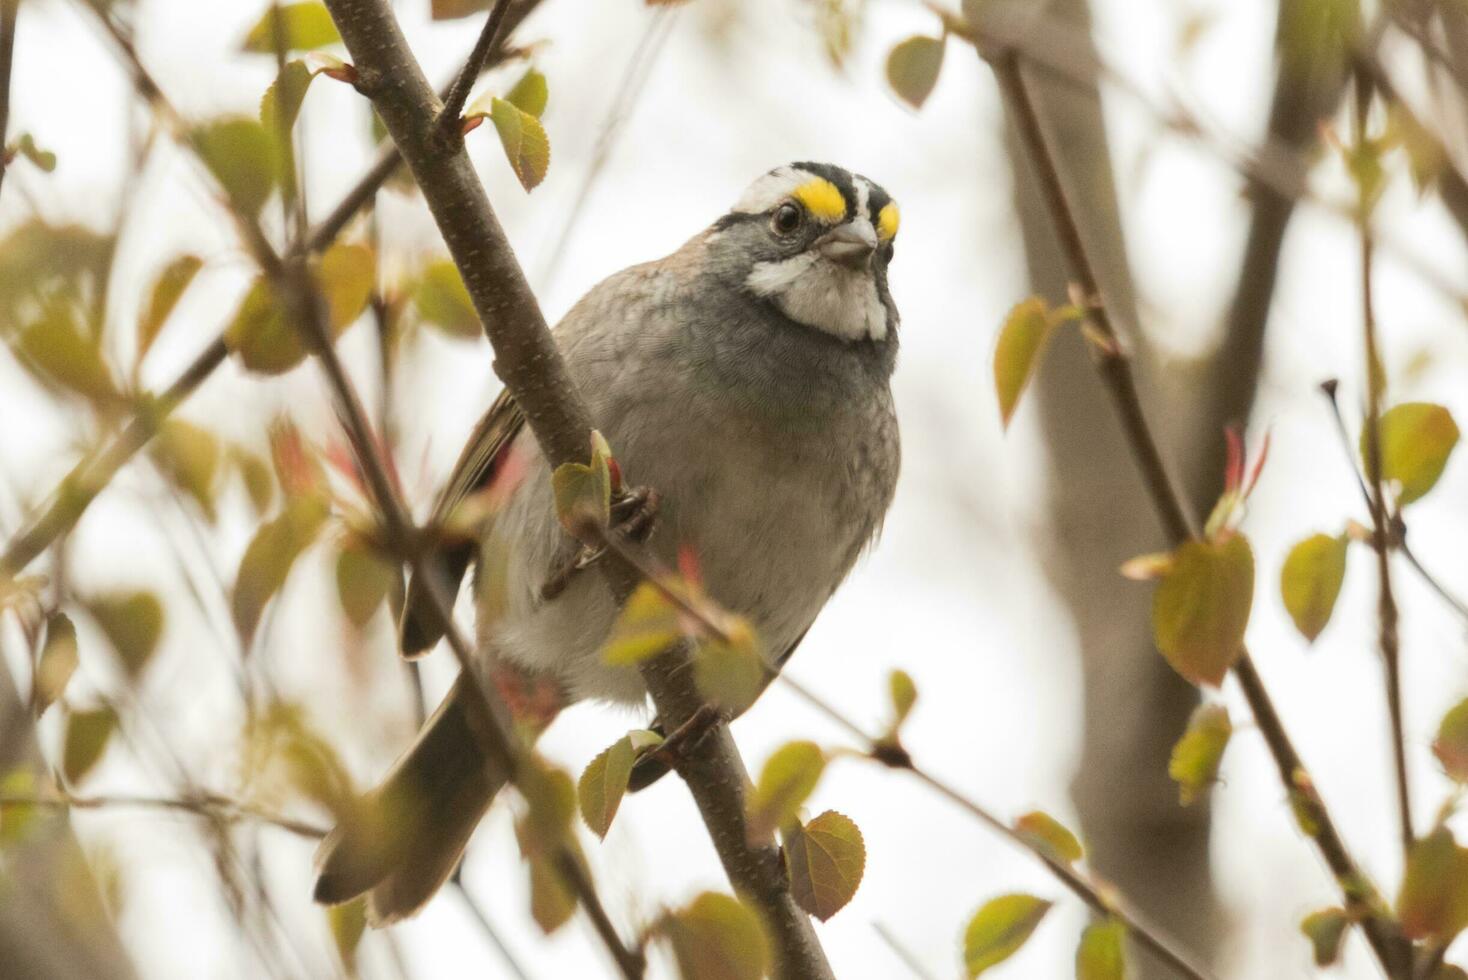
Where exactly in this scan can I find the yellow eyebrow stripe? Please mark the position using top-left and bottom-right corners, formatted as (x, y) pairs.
(792, 178), (847, 223)
(876, 202), (900, 241)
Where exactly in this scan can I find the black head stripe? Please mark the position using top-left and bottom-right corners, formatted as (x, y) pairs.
(790, 161), (857, 222)
(862, 176), (893, 228)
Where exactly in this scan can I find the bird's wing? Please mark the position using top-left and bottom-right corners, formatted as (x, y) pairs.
(398, 387), (526, 656)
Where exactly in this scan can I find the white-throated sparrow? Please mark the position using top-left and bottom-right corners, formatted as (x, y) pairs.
(315, 162), (902, 923)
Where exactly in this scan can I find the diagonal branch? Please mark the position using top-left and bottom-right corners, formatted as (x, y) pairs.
(320, 1), (833, 976)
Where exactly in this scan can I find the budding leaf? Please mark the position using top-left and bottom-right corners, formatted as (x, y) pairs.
(888, 669), (917, 731)
(601, 582), (680, 666)
(242, 2), (341, 53)
(1434, 698), (1468, 783)
(1280, 532), (1347, 643)
(1168, 702), (1231, 806)
(993, 297), (1054, 429)
(317, 242), (375, 330)
(413, 259), (480, 339)
(505, 67), (549, 119)
(963, 894), (1052, 977)
(1300, 907), (1349, 967)
(747, 740), (826, 842)
(692, 620), (765, 716)
(17, 304), (116, 402)
(488, 98), (550, 191)
(63, 706), (118, 784)
(1013, 810), (1083, 865)
(138, 254), (203, 359)
(87, 592), (164, 677)
(11, 133), (56, 172)
(886, 35), (945, 109)
(1397, 826), (1468, 942)
(785, 809), (865, 921)
(662, 892), (771, 980)
(1366, 402), (1460, 506)
(1075, 919), (1127, 980)
(578, 735), (635, 839)
(1151, 535), (1254, 687)
(32, 613), (78, 715)
(551, 450), (610, 534)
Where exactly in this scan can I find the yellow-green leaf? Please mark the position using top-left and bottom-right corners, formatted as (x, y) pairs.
(1280, 533), (1347, 643)
(11, 133), (56, 173)
(1397, 826), (1468, 941)
(413, 259), (480, 339)
(551, 454), (611, 534)
(488, 97), (550, 191)
(505, 67), (549, 119)
(693, 621), (765, 716)
(516, 760), (577, 856)
(663, 892), (770, 980)
(785, 809), (864, 921)
(1013, 810), (1082, 865)
(152, 418), (222, 521)
(191, 117), (276, 218)
(1168, 702), (1231, 806)
(225, 277), (303, 374)
(317, 242), (374, 330)
(17, 304), (116, 402)
(1433, 698), (1468, 783)
(334, 544), (395, 627)
(63, 706), (118, 784)
(993, 297), (1053, 429)
(1366, 402), (1460, 506)
(1300, 907), (1349, 967)
(1076, 919), (1127, 980)
(87, 592), (164, 677)
(326, 898), (366, 970)
(888, 669), (917, 730)
(1152, 535), (1255, 687)
(231, 445), (276, 516)
(886, 35), (945, 110)
(232, 495), (329, 643)
(138, 254), (203, 359)
(261, 60), (315, 136)
(963, 893), (1053, 977)
(747, 740), (826, 842)
(0, 768), (42, 845)
(578, 735), (635, 839)
(602, 581), (681, 666)
(242, 2), (341, 53)
(32, 612), (78, 715)
(526, 852), (577, 933)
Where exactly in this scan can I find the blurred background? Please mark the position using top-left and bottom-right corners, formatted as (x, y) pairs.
(1, 0), (1467, 977)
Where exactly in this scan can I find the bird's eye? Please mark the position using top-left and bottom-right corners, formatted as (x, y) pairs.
(880, 242), (895, 263)
(772, 202), (803, 235)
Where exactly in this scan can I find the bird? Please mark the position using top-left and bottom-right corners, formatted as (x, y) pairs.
(313, 162), (903, 925)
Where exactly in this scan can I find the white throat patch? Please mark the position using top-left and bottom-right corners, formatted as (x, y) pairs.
(745, 251), (888, 342)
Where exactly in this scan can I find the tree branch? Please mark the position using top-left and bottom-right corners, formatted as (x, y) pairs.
(435, 0), (514, 132)
(967, 35), (1412, 979)
(319, 2), (833, 975)
(0, 0), (18, 201)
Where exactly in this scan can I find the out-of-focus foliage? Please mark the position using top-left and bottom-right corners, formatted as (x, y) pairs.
(1168, 702), (1231, 806)
(1366, 402), (1460, 507)
(745, 739), (825, 842)
(1280, 532), (1348, 643)
(1012, 810), (1083, 865)
(1074, 919), (1126, 980)
(659, 891), (771, 980)
(962, 893), (1052, 977)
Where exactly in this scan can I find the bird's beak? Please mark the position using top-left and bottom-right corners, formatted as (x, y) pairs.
(818, 221), (878, 270)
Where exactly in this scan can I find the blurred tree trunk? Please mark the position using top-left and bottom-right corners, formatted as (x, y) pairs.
(1000, 1), (1347, 973)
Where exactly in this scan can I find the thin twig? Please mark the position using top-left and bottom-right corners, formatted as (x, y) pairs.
(435, 0), (514, 132)
(872, 922), (938, 980)
(0, 792), (328, 840)
(965, 33), (1412, 978)
(0, 0), (18, 201)
(1353, 68), (1414, 856)
(449, 874), (535, 980)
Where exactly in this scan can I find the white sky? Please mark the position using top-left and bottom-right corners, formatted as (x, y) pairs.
(3, 0), (1468, 978)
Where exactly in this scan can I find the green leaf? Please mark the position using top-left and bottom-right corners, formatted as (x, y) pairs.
(785, 809), (864, 921)
(63, 706), (118, 784)
(1398, 826), (1468, 942)
(317, 242), (374, 330)
(231, 445), (276, 516)
(32, 613), (78, 715)
(516, 760), (577, 856)
(138, 254), (203, 359)
(334, 543), (395, 627)
(577, 735), (635, 838)
(326, 898), (366, 970)
(11, 133), (56, 173)
(191, 117), (277, 218)
(551, 453), (611, 534)
(963, 893), (1053, 977)
(747, 740), (826, 842)
(888, 669), (917, 730)
(1433, 698), (1468, 782)
(242, 2), (341, 53)
(886, 35), (945, 110)
(526, 851), (577, 933)
(0, 768), (42, 846)
(1300, 907), (1349, 967)
(87, 592), (164, 677)
(1280, 533), (1347, 643)
(152, 418), (222, 521)
(1168, 702), (1231, 806)
(488, 97), (551, 191)
(993, 297), (1053, 429)
(663, 892), (771, 980)
(693, 621), (766, 716)
(412, 259), (480, 339)
(505, 67), (549, 119)
(232, 495), (329, 643)
(1151, 535), (1255, 687)
(1366, 402), (1460, 506)
(16, 304), (116, 402)
(261, 60), (314, 135)
(1075, 919), (1127, 980)
(1013, 810), (1082, 865)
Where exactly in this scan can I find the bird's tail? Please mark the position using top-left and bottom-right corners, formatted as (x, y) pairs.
(313, 676), (509, 925)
